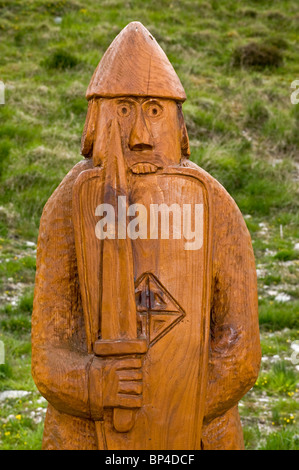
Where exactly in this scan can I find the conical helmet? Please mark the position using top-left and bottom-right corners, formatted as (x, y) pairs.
(86, 22), (186, 102)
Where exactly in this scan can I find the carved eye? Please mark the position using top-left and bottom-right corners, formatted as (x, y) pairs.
(117, 103), (131, 117)
(144, 102), (163, 118)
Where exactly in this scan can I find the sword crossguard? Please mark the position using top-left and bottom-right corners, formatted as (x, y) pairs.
(93, 338), (147, 356)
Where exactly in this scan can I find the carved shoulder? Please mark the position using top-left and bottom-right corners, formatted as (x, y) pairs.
(181, 159), (252, 250)
(39, 159), (93, 228)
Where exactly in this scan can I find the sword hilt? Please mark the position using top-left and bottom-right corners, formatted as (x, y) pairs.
(94, 338), (147, 433)
(113, 408), (135, 433)
(93, 338), (147, 356)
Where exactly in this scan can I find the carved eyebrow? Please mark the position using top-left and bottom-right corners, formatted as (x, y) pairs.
(142, 98), (162, 104)
(115, 97), (164, 106)
(116, 98), (135, 105)
(142, 99), (165, 110)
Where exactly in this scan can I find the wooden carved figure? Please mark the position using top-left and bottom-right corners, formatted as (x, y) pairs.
(32, 22), (261, 450)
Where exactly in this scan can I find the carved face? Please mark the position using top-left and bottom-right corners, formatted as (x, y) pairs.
(93, 97), (183, 171)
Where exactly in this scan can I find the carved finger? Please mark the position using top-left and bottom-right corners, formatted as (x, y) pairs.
(116, 358), (142, 370)
(117, 370), (143, 381)
(118, 395), (143, 409)
(118, 381), (143, 395)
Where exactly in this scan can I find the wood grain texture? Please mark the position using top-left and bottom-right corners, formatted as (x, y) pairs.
(79, 166), (211, 448)
(31, 21), (261, 450)
(86, 22), (186, 101)
(32, 159), (261, 449)
(98, 168), (212, 450)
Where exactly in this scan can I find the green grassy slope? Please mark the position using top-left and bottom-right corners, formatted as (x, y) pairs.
(0, 0), (298, 449)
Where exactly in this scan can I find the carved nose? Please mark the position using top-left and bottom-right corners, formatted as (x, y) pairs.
(129, 110), (153, 151)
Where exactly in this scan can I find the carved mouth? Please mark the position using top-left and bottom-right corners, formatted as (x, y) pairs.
(129, 144), (153, 152)
(130, 162), (159, 174)
(125, 151), (164, 168)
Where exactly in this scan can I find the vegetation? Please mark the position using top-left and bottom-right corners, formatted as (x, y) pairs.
(0, 0), (298, 450)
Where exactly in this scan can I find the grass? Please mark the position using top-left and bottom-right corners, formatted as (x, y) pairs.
(260, 430), (299, 450)
(232, 42), (283, 69)
(0, 391), (46, 450)
(43, 48), (79, 70)
(244, 426), (299, 450)
(255, 361), (297, 394)
(259, 301), (299, 330)
(0, 0), (298, 450)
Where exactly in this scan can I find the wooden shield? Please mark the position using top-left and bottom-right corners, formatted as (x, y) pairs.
(73, 166), (212, 450)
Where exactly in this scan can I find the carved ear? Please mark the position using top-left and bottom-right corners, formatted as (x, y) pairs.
(177, 103), (190, 158)
(81, 98), (98, 158)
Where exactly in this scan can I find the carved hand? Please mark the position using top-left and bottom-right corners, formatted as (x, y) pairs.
(102, 357), (143, 409)
(89, 356), (143, 421)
